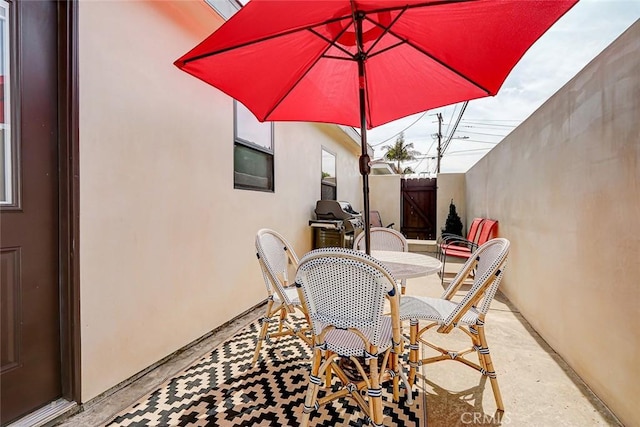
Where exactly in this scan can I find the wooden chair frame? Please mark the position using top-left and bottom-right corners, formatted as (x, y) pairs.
(253, 229), (312, 367)
(438, 219), (499, 284)
(353, 227), (409, 294)
(402, 238), (510, 411)
(295, 248), (412, 427)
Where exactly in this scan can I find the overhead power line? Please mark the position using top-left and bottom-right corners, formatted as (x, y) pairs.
(460, 122), (516, 129)
(461, 139), (500, 145)
(445, 147), (492, 155)
(456, 130), (508, 137)
(460, 118), (521, 122)
(369, 112), (428, 147)
(444, 104), (458, 137)
(441, 101), (468, 154)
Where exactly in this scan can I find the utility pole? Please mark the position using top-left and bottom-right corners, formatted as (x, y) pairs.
(436, 113), (443, 173)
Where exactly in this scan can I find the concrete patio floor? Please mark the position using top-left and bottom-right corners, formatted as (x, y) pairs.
(411, 266), (621, 426)
(54, 259), (621, 427)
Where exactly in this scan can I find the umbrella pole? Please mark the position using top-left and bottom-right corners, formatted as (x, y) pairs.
(355, 12), (371, 255)
(359, 129), (371, 256)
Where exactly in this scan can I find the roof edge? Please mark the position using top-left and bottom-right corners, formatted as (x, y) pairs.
(203, 0), (241, 20)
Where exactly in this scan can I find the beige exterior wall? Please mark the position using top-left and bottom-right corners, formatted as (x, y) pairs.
(465, 22), (640, 425)
(435, 173), (466, 239)
(78, 1), (361, 401)
(368, 175), (401, 230)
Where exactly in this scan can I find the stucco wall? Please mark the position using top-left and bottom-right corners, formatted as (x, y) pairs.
(465, 22), (639, 425)
(368, 175), (401, 230)
(78, 1), (361, 401)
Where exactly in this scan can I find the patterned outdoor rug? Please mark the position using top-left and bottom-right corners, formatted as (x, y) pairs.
(108, 317), (426, 426)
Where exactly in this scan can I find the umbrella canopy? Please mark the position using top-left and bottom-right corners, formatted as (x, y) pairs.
(175, 0), (577, 253)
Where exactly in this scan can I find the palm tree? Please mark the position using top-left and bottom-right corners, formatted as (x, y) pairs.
(382, 132), (421, 174)
(402, 166), (415, 174)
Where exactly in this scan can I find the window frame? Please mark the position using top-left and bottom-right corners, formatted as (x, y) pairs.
(0, 0), (19, 210)
(233, 100), (275, 192)
(320, 147), (337, 201)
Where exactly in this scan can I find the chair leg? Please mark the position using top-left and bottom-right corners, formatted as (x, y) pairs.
(469, 329), (487, 372)
(389, 351), (400, 402)
(251, 299), (274, 367)
(300, 348), (323, 427)
(388, 342), (414, 405)
(477, 324), (504, 411)
(325, 352), (333, 388)
(440, 254), (447, 285)
(367, 347), (384, 426)
(408, 320), (419, 387)
(278, 307), (286, 334)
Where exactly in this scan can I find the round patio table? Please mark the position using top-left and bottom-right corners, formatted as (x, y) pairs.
(370, 250), (442, 280)
(338, 250), (442, 381)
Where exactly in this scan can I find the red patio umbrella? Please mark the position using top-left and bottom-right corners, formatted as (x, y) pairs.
(175, 0), (577, 254)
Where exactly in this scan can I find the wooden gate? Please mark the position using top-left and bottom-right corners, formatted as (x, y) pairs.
(401, 178), (437, 240)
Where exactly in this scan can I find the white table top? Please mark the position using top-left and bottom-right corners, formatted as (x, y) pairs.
(370, 250), (442, 279)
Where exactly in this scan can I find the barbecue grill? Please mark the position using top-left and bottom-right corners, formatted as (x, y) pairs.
(309, 200), (364, 249)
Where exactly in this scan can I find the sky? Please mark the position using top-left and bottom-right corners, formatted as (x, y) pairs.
(366, 1), (640, 175)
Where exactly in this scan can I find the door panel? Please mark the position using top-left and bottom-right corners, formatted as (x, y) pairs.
(0, 0), (61, 423)
(401, 178), (437, 240)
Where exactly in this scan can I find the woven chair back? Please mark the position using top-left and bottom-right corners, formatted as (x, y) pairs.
(296, 248), (397, 348)
(353, 227), (408, 252)
(255, 229), (299, 305)
(442, 238), (510, 324)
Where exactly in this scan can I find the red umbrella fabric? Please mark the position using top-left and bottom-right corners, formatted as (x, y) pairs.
(175, 0), (577, 253)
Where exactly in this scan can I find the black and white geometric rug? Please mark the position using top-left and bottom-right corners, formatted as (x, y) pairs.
(108, 318), (426, 426)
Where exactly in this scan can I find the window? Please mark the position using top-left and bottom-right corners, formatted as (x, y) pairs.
(233, 101), (274, 191)
(321, 148), (336, 200)
(0, 0), (15, 207)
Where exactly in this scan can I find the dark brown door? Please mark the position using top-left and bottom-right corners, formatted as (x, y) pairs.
(401, 178), (437, 240)
(1, 0), (61, 423)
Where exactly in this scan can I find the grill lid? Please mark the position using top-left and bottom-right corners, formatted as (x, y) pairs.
(314, 200), (361, 220)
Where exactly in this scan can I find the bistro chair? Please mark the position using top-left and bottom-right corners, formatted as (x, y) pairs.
(353, 227), (409, 294)
(438, 219), (498, 285)
(253, 229), (311, 367)
(295, 247), (412, 427)
(369, 210), (395, 229)
(400, 238), (510, 411)
(439, 217), (485, 249)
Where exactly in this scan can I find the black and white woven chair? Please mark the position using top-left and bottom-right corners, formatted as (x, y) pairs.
(252, 229), (311, 367)
(295, 247), (412, 427)
(353, 227), (409, 294)
(400, 238), (510, 411)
